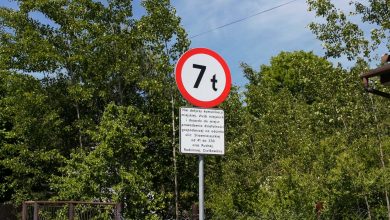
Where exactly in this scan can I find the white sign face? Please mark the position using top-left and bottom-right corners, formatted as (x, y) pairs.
(175, 48), (231, 108)
(180, 107), (224, 155)
(181, 54), (226, 102)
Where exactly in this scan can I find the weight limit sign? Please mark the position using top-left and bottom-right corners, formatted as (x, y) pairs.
(175, 48), (231, 108)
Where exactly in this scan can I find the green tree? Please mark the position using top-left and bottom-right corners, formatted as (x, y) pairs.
(0, 71), (64, 204)
(307, 2), (390, 216)
(207, 51), (390, 219)
(0, 0), (190, 218)
(51, 104), (162, 219)
(307, 0), (390, 61)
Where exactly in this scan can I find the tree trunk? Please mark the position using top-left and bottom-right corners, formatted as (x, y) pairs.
(118, 75), (124, 105)
(75, 103), (83, 148)
(365, 195), (372, 220)
(172, 90), (179, 220)
(165, 40), (179, 220)
(369, 95), (390, 219)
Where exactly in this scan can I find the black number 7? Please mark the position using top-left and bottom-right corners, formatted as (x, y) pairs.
(193, 64), (206, 88)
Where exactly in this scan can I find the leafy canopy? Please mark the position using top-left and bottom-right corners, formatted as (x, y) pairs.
(307, 0), (390, 61)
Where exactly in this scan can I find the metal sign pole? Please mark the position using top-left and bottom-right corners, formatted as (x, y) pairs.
(176, 48), (230, 220)
(199, 155), (205, 220)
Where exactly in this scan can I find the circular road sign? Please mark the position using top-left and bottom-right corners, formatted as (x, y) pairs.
(175, 48), (231, 108)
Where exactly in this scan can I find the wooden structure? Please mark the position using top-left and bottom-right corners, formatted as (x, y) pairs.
(21, 201), (121, 220)
(361, 54), (390, 98)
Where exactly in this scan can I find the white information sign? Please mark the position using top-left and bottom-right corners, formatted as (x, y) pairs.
(180, 107), (224, 155)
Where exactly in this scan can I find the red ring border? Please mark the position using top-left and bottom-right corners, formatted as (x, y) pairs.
(175, 48), (231, 108)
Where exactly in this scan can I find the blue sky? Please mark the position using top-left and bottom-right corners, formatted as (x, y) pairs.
(172, 0), (327, 86)
(173, 0), (386, 87)
(1, 0), (381, 87)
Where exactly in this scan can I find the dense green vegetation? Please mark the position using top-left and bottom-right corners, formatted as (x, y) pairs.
(208, 51), (390, 219)
(1, 0), (389, 219)
(308, 0), (390, 61)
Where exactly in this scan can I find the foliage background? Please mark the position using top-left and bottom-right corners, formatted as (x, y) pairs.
(0, 0), (389, 219)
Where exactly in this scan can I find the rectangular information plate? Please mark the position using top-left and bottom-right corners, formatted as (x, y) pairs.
(180, 107), (224, 155)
